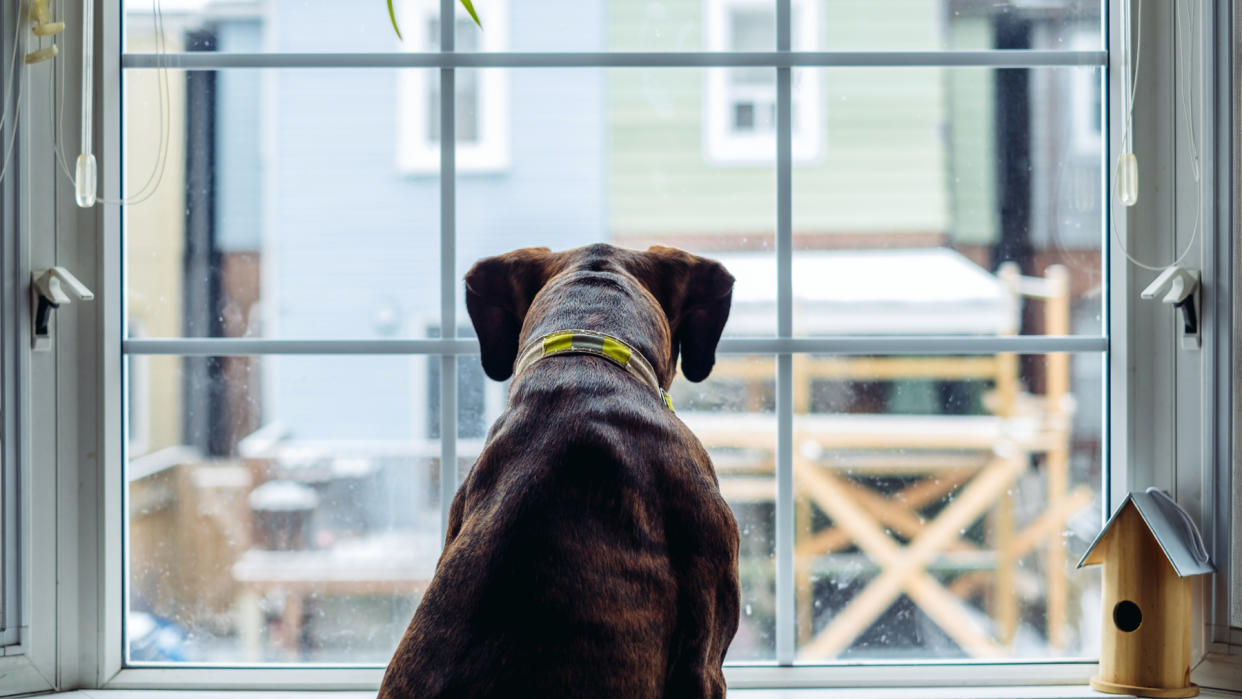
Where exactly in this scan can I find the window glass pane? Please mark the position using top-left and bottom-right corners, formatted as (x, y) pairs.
(123, 69), (441, 340)
(821, 0), (1102, 51)
(127, 356), (440, 663)
(792, 67), (1104, 336)
(454, 68), (776, 339)
(780, 353), (1102, 660)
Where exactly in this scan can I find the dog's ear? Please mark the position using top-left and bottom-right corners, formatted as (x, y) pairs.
(640, 246), (735, 383)
(464, 248), (557, 381)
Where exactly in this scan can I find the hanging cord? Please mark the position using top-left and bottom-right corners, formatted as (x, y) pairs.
(53, 0), (171, 206)
(0, 2), (32, 184)
(1109, 0), (1202, 272)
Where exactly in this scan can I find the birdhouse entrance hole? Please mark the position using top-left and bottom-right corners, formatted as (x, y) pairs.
(1112, 600), (1142, 632)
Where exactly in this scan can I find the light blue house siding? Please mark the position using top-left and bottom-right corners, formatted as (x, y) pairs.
(214, 22), (262, 253)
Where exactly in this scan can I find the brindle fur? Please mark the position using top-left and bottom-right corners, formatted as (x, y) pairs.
(379, 244), (740, 698)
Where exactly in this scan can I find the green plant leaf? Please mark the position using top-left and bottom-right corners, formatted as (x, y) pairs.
(387, 0), (403, 40)
(459, 0), (482, 27)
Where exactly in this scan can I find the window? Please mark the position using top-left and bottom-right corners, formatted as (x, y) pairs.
(116, 0), (1111, 674)
(397, 0), (509, 173)
(9, 0), (1233, 693)
(704, 0), (820, 163)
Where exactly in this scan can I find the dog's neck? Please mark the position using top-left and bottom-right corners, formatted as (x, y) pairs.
(519, 269), (675, 387)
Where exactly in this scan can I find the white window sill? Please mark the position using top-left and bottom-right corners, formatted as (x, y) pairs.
(49, 689), (1242, 699)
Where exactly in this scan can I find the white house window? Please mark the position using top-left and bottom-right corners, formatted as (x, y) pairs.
(397, 0), (509, 173)
(704, 0), (820, 164)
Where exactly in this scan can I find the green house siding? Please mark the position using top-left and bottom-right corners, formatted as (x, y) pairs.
(823, 0), (942, 51)
(608, 0), (957, 242)
(796, 66), (947, 235)
(611, 69), (778, 239)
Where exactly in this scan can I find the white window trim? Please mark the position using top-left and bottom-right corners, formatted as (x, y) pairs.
(8, 0), (1239, 695)
(703, 0), (821, 165)
(396, 0), (509, 174)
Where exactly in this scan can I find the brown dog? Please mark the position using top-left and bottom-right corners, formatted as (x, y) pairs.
(379, 244), (740, 698)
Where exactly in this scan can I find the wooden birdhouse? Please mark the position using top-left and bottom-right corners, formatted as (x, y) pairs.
(1078, 489), (1214, 698)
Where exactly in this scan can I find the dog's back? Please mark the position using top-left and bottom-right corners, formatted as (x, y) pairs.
(384, 362), (729, 696)
(380, 245), (739, 698)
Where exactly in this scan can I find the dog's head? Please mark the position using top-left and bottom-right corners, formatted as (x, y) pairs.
(464, 244), (734, 385)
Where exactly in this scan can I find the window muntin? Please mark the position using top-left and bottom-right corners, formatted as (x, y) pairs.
(120, 0), (1108, 671)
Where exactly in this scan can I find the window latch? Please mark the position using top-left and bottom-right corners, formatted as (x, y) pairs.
(1140, 266), (1200, 350)
(31, 267), (94, 352)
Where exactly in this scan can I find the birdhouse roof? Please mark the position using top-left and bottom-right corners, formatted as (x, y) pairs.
(1077, 489), (1214, 577)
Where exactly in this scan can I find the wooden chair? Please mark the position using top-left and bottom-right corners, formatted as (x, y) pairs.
(686, 260), (1090, 657)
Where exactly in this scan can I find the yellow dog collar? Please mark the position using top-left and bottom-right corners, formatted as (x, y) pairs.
(513, 330), (674, 412)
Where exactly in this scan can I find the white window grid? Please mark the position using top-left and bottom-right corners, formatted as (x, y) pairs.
(114, 0), (1111, 675)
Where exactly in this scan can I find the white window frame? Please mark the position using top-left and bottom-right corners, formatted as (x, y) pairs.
(0, 0), (78, 691)
(6, 0), (1240, 694)
(703, 0), (820, 165)
(396, 0), (509, 174)
(0, 0), (19, 653)
(1109, 0), (1242, 688)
